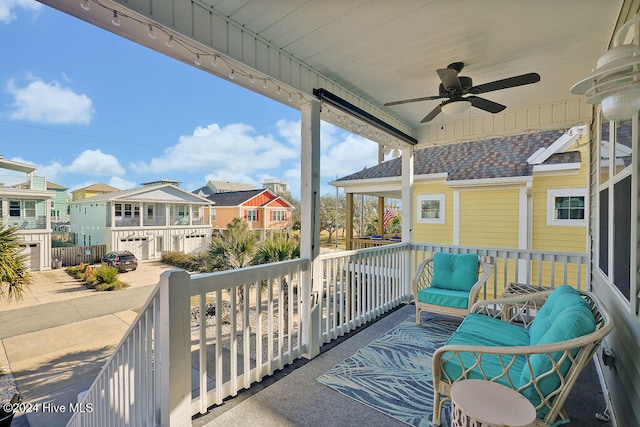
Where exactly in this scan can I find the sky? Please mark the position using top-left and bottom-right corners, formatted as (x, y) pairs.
(0, 0), (382, 199)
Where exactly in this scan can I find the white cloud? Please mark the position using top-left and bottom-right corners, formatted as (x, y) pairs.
(67, 149), (125, 176)
(130, 122), (298, 176)
(108, 176), (136, 190)
(6, 76), (94, 125)
(0, 0), (40, 24)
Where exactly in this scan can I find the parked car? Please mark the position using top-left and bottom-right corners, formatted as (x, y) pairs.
(101, 251), (138, 272)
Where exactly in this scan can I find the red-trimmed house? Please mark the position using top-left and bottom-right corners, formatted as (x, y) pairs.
(204, 189), (294, 238)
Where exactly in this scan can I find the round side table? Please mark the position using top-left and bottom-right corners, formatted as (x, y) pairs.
(450, 379), (536, 427)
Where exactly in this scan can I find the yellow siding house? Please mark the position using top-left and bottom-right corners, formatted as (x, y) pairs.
(332, 126), (589, 292)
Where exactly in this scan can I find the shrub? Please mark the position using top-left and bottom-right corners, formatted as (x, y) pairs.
(161, 251), (206, 271)
(95, 265), (119, 285)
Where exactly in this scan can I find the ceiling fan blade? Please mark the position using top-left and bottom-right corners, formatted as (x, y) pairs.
(420, 104), (443, 123)
(471, 73), (541, 94)
(384, 95), (444, 106)
(437, 68), (461, 90)
(467, 96), (506, 113)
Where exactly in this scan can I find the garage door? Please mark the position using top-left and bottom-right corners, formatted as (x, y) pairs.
(184, 234), (206, 253)
(119, 237), (148, 260)
(19, 243), (39, 271)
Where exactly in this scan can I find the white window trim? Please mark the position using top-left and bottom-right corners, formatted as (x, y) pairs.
(416, 194), (445, 224)
(547, 188), (588, 226)
(246, 209), (258, 222)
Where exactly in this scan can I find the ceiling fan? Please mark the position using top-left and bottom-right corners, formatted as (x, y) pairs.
(384, 62), (541, 123)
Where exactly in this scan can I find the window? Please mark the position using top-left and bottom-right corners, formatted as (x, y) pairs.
(9, 200), (21, 217)
(115, 203), (122, 218)
(416, 194), (445, 224)
(23, 201), (36, 218)
(546, 189), (587, 226)
(272, 210), (285, 221)
(246, 209), (258, 222)
(597, 114), (634, 306)
(210, 209), (217, 222)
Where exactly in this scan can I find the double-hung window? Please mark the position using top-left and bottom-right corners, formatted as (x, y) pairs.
(597, 112), (634, 309)
(271, 210), (285, 221)
(246, 209), (258, 222)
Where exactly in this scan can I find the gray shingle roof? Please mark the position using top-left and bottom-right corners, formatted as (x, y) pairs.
(335, 129), (580, 182)
(206, 189), (266, 206)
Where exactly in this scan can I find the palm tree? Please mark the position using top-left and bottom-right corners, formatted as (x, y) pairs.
(207, 217), (259, 306)
(0, 223), (31, 301)
(253, 234), (300, 332)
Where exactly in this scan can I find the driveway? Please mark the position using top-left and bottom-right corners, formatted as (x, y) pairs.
(0, 260), (176, 312)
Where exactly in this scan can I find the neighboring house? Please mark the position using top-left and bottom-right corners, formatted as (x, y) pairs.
(71, 183), (120, 201)
(47, 181), (69, 222)
(12, 180), (68, 222)
(193, 180), (256, 197)
(70, 183), (213, 260)
(262, 178), (290, 195)
(0, 156), (54, 271)
(206, 189), (294, 237)
(332, 126), (589, 283)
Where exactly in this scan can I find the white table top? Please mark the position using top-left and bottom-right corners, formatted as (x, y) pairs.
(451, 379), (536, 426)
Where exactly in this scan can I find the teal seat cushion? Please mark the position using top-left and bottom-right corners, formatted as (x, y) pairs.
(519, 289), (597, 417)
(418, 287), (470, 309)
(441, 314), (529, 386)
(431, 252), (479, 291)
(450, 313), (530, 347)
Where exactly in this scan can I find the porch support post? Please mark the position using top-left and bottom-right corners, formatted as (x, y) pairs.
(401, 146), (414, 243)
(300, 99), (321, 359)
(377, 197), (385, 236)
(346, 193), (354, 250)
(401, 146), (414, 300)
(158, 270), (192, 427)
(377, 145), (385, 236)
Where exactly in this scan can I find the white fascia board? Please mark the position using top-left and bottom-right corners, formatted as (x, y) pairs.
(445, 176), (532, 188)
(330, 176), (401, 193)
(0, 188), (55, 199)
(527, 125), (587, 165)
(414, 173), (449, 183)
(532, 162), (581, 174)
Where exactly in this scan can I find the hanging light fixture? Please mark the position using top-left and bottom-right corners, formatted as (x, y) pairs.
(148, 25), (156, 39)
(571, 14), (640, 121)
(80, 0), (91, 11)
(111, 10), (121, 26)
(441, 99), (471, 115)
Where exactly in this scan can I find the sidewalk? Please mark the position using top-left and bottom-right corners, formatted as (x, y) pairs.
(0, 261), (174, 427)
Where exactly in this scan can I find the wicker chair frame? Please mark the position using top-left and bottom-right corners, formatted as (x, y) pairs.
(430, 289), (613, 427)
(411, 257), (491, 323)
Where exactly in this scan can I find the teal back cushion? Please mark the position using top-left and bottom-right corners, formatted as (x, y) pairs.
(431, 252), (479, 291)
(529, 285), (584, 344)
(520, 288), (596, 416)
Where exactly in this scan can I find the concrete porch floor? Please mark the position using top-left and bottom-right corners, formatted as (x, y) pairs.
(194, 304), (613, 427)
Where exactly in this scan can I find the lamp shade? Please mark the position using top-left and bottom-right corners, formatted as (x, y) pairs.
(571, 15), (640, 121)
(441, 100), (471, 115)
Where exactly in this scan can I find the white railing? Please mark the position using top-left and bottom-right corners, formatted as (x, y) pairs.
(315, 243), (410, 344)
(67, 286), (163, 427)
(410, 243), (589, 297)
(189, 258), (310, 414)
(67, 242), (588, 426)
(67, 258), (311, 426)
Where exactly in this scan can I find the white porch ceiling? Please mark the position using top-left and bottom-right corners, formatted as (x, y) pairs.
(39, 0), (624, 145)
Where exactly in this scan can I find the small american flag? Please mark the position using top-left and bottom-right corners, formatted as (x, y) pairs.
(383, 208), (394, 230)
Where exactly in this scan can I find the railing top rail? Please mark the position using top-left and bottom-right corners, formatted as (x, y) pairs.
(317, 241), (409, 261)
(187, 257), (310, 295)
(409, 243), (587, 260)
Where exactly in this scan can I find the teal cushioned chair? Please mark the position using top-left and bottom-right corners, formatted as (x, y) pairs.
(411, 252), (491, 324)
